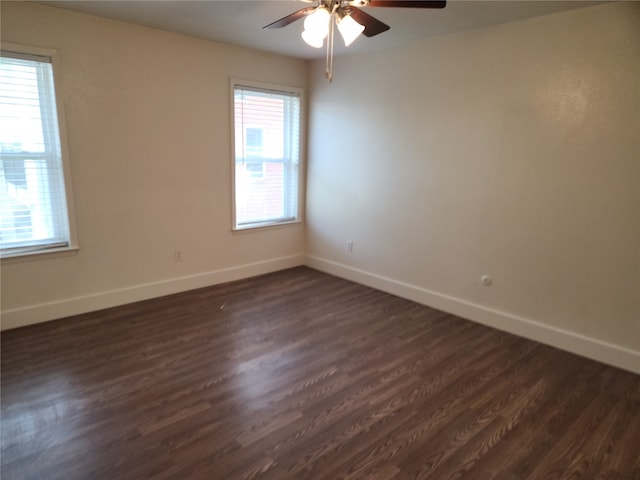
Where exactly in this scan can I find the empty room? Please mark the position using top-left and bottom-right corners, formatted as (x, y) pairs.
(1, 1), (638, 479)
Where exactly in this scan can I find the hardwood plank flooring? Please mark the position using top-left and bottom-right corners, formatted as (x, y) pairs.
(2, 266), (639, 479)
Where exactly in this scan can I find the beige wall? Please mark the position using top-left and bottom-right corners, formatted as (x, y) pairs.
(0, 2), (307, 327)
(306, 2), (640, 372)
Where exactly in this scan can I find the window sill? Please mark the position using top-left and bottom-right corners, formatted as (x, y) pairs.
(233, 219), (302, 233)
(1, 245), (79, 264)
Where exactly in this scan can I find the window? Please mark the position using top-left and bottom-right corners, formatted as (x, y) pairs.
(0, 47), (75, 258)
(232, 81), (302, 230)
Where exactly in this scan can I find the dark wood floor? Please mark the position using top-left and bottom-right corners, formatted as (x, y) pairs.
(2, 267), (639, 480)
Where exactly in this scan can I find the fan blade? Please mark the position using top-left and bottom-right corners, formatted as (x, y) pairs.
(263, 7), (315, 29)
(348, 7), (390, 37)
(366, 1), (446, 8)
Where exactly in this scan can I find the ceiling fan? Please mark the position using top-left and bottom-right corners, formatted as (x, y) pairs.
(263, 0), (447, 81)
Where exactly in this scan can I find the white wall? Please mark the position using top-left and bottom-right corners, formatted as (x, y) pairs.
(0, 2), (307, 328)
(306, 2), (640, 373)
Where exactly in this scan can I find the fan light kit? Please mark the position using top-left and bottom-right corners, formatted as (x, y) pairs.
(264, 0), (446, 82)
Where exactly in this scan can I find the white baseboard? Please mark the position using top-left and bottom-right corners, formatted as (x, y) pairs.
(4, 253), (637, 374)
(1, 254), (305, 331)
(305, 255), (640, 374)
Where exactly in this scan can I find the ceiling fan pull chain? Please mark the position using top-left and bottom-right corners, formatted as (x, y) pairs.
(325, 18), (334, 82)
(325, 3), (339, 82)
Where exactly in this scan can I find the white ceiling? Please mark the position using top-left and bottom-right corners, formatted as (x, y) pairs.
(42, 1), (604, 60)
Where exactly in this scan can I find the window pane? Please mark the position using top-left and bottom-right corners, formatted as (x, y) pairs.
(233, 85), (300, 229)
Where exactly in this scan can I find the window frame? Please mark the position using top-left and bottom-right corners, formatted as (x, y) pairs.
(230, 78), (304, 232)
(0, 43), (78, 260)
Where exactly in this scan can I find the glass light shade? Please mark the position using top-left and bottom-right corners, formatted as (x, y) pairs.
(337, 14), (364, 47)
(302, 30), (324, 48)
(303, 7), (330, 38)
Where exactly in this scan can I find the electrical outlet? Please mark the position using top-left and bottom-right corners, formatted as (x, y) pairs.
(174, 249), (183, 262)
(347, 241), (354, 253)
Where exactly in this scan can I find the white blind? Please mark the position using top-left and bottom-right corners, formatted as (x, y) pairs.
(233, 85), (300, 229)
(0, 51), (71, 255)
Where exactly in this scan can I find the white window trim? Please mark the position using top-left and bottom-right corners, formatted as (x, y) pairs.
(230, 78), (305, 232)
(1, 42), (78, 261)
